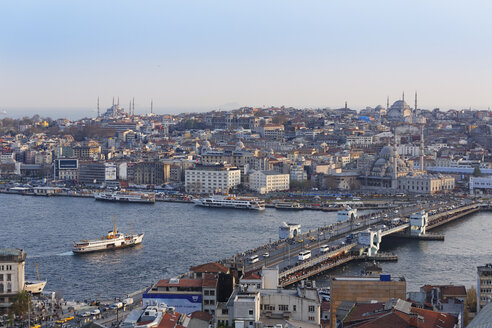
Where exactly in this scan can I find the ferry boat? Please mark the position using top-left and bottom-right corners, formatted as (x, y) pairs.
(73, 219), (144, 254)
(193, 195), (265, 210)
(274, 201), (304, 210)
(94, 190), (155, 204)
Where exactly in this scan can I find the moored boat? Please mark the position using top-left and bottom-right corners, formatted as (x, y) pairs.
(274, 201), (304, 210)
(94, 190), (155, 204)
(25, 263), (47, 294)
(193, 194), (265, 210)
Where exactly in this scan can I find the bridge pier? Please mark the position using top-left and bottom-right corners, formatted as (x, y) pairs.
(358, 229), (381, 256)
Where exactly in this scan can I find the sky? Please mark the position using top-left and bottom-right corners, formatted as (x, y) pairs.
(1, 0), (492, 119)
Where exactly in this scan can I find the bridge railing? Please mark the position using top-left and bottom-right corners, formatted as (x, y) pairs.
(279, 243), (356, 278)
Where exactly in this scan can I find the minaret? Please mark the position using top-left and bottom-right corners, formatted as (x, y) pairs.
(344, 101), (347, 110)
(97, 97), (99, 117)
(392, 128), (399, 189)
(420, 124), (425, 172)
(129, 101), (131, 115)
(414, 91), (418, 114)
(387, 96), (389, 109)
(118, 97), (120, 106)
(151, 99), (153, 114)
(132, 97), (135, 116)
(112, 96), (115, 107)
(402, 91), (405, 102)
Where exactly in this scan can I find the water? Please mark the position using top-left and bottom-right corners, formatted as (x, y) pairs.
(1, 193), (490, 300)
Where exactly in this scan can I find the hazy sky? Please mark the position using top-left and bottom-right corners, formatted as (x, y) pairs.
(1, 0), (492, 117)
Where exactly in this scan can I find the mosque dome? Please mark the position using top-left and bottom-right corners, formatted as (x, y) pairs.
(379, 146), (395, 160)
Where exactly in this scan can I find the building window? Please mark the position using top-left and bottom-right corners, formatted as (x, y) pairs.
(308, 316), (315, 321)
(308, 305), (315, 312)
(7, 274), (11, 282)
(210, 290), (215, 296)
(7, 283), (11, 293)
(249, 310), (254, 315)
(293, 305), (296, 312)
(222, 309), (228, 315)
(0, 274), (3, 281)
(204, 290), (209, 296)
(279, 305), (288, 311)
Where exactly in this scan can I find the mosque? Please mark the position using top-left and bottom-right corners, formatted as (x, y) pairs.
(359, 127), (455, 194)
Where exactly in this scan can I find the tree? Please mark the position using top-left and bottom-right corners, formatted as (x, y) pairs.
(11, 291), (30, 317)
(473, 167), (482, 177)
(466, 286), (477, 312)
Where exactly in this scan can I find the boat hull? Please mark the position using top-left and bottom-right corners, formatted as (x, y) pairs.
(24, 280), (47, 294)
(94, 197), (154, 204)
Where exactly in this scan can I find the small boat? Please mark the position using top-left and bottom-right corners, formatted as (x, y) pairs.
(274, 201), (304, 210)
(193, 194), (265, 210)
(73, 218), (144, 254)
(94, 190), (155, 204)
(25, 263), (47, 294)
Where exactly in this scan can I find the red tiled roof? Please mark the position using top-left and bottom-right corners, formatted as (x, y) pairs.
(157, 312), (184, 328)
(344, 302), (388, 324)
(410, 307), (458, 328)
(202, 273), (218, 288)
(357, 312), (410, 328)
(190, 262), (229, 273)
(242, 272), (261, 280)
(190, 311), (213, 322)
(440, 285), (466, 297)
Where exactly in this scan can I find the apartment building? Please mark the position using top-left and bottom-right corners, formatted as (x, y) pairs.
(185, 164), (241, 194)
(249, 170), (290, 194)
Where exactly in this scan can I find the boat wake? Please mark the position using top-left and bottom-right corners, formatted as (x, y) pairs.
(57, 251), (75, 256)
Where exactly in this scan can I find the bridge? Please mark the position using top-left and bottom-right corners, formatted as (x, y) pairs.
(227, 200), (491, 287)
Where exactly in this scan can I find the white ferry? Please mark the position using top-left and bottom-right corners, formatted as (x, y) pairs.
(94, 190), (155, 204)
(73, 220), (144, 254)
(194, 195), (265, 210)
(274, 201), (304, 210)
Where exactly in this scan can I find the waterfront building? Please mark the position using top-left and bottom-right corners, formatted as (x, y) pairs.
(477, 263), (492, 313)
(78, 161), (106, 185)
(0, 249), (26, 312)
(398, 174), (455, 194)
(470, 176), (492, 194)
(249, 170), (290, 194)
(53, 158), (78, 181)
(132, 162), (170, 185)
(143, 275), (218, 315)
(185, 164), (241, 194)
(290, 164), (307, 182)
(330, 275), (406, 328)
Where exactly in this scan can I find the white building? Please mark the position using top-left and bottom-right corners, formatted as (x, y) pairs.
(249, 171), (290, 194)
(227, 268), (321, 328)
(346, 135), (373, 146)
(290, 165), (307, 182)
(0, 249), (26, 310)
(470, 176), (492, 194)
(398, 174), (455, 194)
(185, 164), (241, 194)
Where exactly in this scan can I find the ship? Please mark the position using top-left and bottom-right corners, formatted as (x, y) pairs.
(274, 201), (304, 210)
(24, 263), (47, 294)
(94, 190), (155, 204)
(73, 219), (144, 254)
(193, 194), (265, 210)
